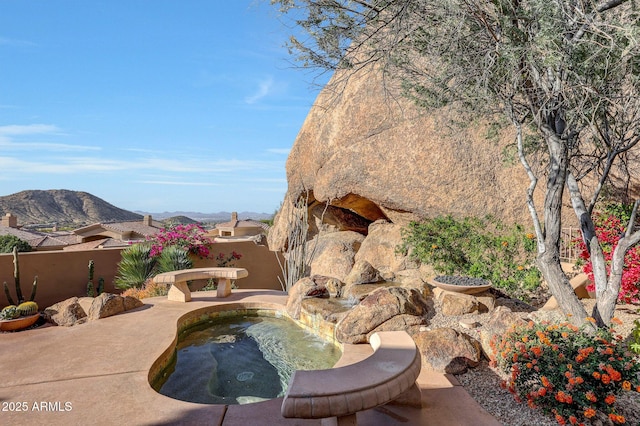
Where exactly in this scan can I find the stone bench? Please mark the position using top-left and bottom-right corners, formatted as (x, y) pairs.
(281, 330), (421, 425)
(152, 267), (248, 302)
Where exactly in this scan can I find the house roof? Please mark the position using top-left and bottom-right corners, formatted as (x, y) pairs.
(0, 226), (74, 249)
(215, 219), (269, 231)
(73, 219), (163, 239)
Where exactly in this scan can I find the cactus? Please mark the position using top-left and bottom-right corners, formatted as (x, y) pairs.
(87, 260), (94, 297)
(17, 301), (38, 316)
(0, 305), (20, 320)
(97, 277), (104, 296)
(3, 247), (37, 305)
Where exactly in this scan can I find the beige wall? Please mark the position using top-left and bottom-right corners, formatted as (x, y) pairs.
(0, 242), (284, 309)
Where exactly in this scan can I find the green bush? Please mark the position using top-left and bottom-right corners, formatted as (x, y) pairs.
(114, 244), (193, 290)
(114, 244), (157, 290)
(0, 235), (31, 253)
(398, 215), (540, 296)
(155, 245), (192, 274)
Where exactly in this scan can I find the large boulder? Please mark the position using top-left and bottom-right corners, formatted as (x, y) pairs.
(88, 293), (126, 320)
(308, 231), (365, 281)
(43, 297), (87, 326)
(335, 287), (429, 343)
(267, 64), (567, 253)
(413, 328), (482, 374)
(344, 259), (382, 286)
(355, 221), (414, 277)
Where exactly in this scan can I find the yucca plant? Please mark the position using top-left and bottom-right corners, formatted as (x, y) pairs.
(114, 244), (157, 290)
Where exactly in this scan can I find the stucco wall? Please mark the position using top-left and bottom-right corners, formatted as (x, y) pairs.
(0, 242), (284, 308)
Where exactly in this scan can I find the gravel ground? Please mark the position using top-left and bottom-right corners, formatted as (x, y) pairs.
(427, 295), (640, 426)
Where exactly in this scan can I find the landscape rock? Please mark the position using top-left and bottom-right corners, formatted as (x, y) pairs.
(413, 328), (482, 374)
(344, 259), (382, 286)
(478, 306), (527, 361)
(43, 297), (87, 326)
(88, 293), (125, 320)
(440, 293), (480, 316)
(354, 221), (413, 276)
(308, 231), (365, 281)
(123, 295), (144, 311)
(335, 287), (429, 343)
(286, 277), (329, 320)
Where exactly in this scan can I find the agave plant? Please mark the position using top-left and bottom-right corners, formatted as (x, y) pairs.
(155, 246), (192, 274)
(114, 244), (157, 290)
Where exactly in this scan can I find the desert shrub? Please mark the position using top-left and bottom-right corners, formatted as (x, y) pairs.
(121, 279), (170, 299)
(114, 244), (157, 290)
(155, 245), (193, 274)
(0, 235), (31, 253)
(399, 215), (540, 297)
(115, 244), (195, 290)
(574, 204), (640, 303)
(493, 319), (640, 425)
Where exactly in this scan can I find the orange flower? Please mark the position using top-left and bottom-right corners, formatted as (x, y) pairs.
(526, 233), (535, 239)
(584, 408), (596, 418)
(538, 387), (547, 397)
(611, 317), (623, 325)
(541, 376), (551, 388)
(585, 391), (597, 402)
(586, 317), (596, 324)
(555, 414), (566, 425)
(502, 241), (509, 247)
(592, 371), (601, 380)
(605, 394), (616, 405)
(531, 346), (542, 357)
(575, 376), (584, 384)
(601, 373), (611, 385)
(568, 416), (578, 425)
(622, 381), (631, 391)
(522, 335), (529, 343)
(609, 413), (625, 424)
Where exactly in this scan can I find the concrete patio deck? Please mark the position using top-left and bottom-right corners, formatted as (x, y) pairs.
(0, 290), (500, 425)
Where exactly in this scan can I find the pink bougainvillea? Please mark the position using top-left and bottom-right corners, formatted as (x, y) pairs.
(147, 224), (213, 259)
(575, 214), (640, 304)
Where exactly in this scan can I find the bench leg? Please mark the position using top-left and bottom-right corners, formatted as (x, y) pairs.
(216, 278), (232, 298)
(321, 414), (357, 426)
(168, 282), (191, 302)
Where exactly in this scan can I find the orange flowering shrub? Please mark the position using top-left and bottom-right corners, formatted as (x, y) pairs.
(121, 279), (169, 299)
(494, 321), (640, 425)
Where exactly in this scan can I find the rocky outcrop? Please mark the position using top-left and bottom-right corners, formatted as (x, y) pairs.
(343, 259), (382, 286)
(267, 64), (559, 252)
(354, 221), (414, 277)
(286, 277), (330, 320)
(307, 231), (365, 281)
(335, 287), (429, 343)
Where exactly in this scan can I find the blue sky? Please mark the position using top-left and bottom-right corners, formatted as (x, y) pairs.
(0, 1), (324, 215)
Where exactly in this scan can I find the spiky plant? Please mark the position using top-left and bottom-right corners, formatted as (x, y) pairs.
(155, 246), (192, 274)
(114, 244), (157, 290)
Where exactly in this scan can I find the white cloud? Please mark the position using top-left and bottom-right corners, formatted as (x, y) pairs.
(244, 77), (274, 104)
(266, 148), (290, 155)
(0, 124), (60, 136)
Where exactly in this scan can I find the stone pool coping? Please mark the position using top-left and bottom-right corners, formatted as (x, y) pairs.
(0, 289), (500, 425)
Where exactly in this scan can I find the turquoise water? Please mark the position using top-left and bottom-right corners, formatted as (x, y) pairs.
(153, 313), (341, 405)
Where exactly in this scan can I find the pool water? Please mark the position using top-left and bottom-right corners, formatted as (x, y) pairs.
(153, 313), (341, 405)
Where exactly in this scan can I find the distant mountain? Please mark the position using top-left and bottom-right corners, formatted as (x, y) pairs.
(0, 190), (142, 227)
(136, 210), (273, 223)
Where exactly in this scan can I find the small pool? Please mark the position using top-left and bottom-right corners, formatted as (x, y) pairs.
(152, 311), (341, 405)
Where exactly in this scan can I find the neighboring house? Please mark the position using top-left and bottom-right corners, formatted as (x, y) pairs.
(71, 215), (163, 247)
(0, 213), (78, 251)
(208, 212), (269, 238)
